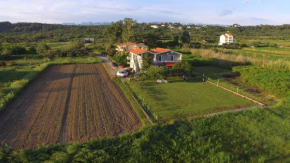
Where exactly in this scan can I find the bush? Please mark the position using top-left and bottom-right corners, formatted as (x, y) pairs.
(172, 61), (193, 76)
(146, 66), (168, 79)
(233, 66), (290, 98)
(6, 61), (14, 66)
(112, 54), (128, 66)
(37, 43), (50, 56)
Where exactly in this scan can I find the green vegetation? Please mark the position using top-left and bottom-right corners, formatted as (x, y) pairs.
(194, 66), (273, 105)
(233, 66), (290, 99)
(1, 105), (289, 162)
(128, 77), (254, 121)
(146, 66), (168, 79)
(110, 54), (128, 66)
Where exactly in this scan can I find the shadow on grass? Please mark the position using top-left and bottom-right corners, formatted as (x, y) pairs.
(167, 77), (203, 84)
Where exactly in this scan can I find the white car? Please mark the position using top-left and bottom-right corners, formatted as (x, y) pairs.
(116, 69), (128, 77)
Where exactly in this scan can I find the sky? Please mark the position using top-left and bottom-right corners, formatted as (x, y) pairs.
(0, 0), (289, 25)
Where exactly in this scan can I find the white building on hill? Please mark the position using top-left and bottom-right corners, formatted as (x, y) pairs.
(219, 33), (235, 45)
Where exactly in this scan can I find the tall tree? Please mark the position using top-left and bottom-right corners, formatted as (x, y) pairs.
(122, 18), (136, 42)
(181, 31), (191, 44)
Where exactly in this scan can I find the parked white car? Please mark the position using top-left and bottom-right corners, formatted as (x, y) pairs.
(116, 69), (128, 77)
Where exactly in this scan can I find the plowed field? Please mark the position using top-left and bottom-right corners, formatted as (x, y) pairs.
(0, 64), (141, 149)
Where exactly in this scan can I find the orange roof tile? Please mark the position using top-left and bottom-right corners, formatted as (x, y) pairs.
(118, 42), (135, 46)
(130, 49), (147, 54)
(149, 47), (170, 53)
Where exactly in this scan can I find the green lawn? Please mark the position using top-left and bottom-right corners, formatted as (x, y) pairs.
(47, 42), (72, 49)
(194, 66), (273, 105)
(129, 77), (254, 121)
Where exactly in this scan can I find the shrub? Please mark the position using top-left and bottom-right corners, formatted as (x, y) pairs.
(146, 66), (168, 79)
(6, 61), (14, 66)
(112, 54), (128, 66)
(172, 61), (193, 76)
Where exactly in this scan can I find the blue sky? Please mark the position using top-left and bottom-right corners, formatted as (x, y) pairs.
(0, 0), (289, 25)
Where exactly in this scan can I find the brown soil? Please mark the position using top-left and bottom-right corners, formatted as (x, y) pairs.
(0, 64), (141, 150)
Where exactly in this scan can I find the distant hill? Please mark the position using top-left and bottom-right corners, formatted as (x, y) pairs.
(62, 22), (111, 26)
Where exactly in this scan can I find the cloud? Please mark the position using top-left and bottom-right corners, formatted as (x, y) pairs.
(219, 0), (264, 17)
(219, 9), (233, 16)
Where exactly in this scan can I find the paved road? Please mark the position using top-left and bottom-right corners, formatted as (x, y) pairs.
(96, 56), (118, 77)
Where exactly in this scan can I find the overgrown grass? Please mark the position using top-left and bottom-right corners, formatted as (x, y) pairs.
(191, 48), (290, 71)
(128, 77), (254, 121)
(233, 66), (290, 99)
(1, 105), (289, 162)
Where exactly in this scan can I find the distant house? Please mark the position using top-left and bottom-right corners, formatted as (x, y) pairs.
(150, 25), (159, 29)
(168, 24), (175, 29)
(116, 42), (147, 55)
(128, 47), (183, 72)
(78, 38), (95, 43)
(219, 33), (235, 45)
(233, 24), (241, 28)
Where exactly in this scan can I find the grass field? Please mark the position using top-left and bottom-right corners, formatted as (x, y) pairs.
(129, 77), (254, 121)
(194, 66), (274, 105)
(221, 48), (290, 61)
(47, 42), (72, 49)
(239, 39), (290, 47)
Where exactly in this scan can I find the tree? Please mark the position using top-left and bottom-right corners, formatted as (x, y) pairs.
(142, 53), (152, 70)
(172, 61), (192, 76)
(146, 66), (168, 79)
(181, 31), (191, 44)
(36, 43), (50, 56)
(122, 18), (137, 42)
(113, 54), (128, 66)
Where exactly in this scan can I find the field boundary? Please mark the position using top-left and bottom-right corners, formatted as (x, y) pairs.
(205, 105), (262, 117)
(207, 81), (265, 107)
(101, 62), (153, 125)
(121, 80), (154, 124)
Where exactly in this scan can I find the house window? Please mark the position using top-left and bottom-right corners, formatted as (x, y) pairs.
(158, 55), (162, 61)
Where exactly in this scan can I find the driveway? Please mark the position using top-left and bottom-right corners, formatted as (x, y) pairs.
(96, 56), (118, 77)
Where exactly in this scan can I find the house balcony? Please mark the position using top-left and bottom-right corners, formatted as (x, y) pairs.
(153, 60), (181, 66)
(155, 60), (181, 63)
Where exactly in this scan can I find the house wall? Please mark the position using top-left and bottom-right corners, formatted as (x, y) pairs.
(219, 35), (235, 45)
(219, 35), (226, 45)
(129, 52), (144, 72)
(152, 51), (182, 63)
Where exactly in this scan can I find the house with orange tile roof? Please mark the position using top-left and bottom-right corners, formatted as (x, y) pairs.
(128, 47), (183, 72)
(219, 33), (235, 45)
(116, 42), (148, 55)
